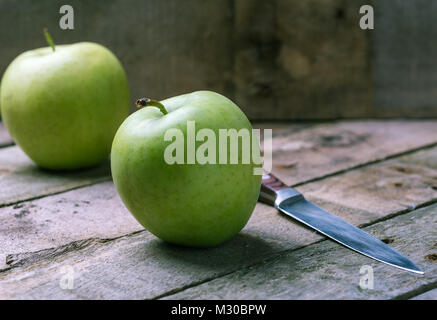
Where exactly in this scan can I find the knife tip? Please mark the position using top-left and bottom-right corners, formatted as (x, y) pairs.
(400, 264), (424, 275)
(410, 268), (425, 275)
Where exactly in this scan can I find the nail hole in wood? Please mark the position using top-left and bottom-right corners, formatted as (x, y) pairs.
(425, 253), (437, 262)
(335, 8), (345, 20)
(381, 237), (394, 244)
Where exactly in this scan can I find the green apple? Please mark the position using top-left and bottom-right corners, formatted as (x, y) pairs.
(111, 91), (261, 247)
(0, 34), (130, 170)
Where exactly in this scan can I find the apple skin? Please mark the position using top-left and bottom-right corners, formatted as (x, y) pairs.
(111, 91), (261, 247)
(0, 42), (130, 170)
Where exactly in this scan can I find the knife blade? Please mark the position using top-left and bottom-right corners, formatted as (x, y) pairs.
(259, 173), (424, 274)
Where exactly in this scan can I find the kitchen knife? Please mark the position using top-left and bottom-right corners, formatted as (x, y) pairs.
(259, 173), (424, 274)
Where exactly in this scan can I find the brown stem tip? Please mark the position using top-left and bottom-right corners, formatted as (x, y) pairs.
(136, 97), (151, 108)
(135, 97), (168, 115)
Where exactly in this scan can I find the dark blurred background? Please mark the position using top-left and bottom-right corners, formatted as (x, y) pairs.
(1, 0), (437, 120)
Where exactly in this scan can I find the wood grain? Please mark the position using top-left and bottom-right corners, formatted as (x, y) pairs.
(276, 0), (373, 120)
(0, 121), (436, 299)
(0, 181), (141, 270)
(165, 204), (437, 300)
(299, 148), (437, 223)
(0, 146), (110, 207)
(2, 1), (437, 119)
(1, 144), (436, 299)
(263, 120), (437, 186)
(373, 1), (437, 118)
(3, 120), (436, 208)
(0, 0), (234, 114)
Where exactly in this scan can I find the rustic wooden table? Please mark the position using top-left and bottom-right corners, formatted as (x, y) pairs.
(0, 120), (436, 300)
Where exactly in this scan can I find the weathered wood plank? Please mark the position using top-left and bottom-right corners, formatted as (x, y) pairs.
(1, 133), (436, 269)
(274, 0), (374, 120)
(235, 0), (373, 120)
(0, 146), (110, 206)
(166, 204), (437, 300)
(373, 0), (437, 118)
(396, 145), (437, 171)
(0, 123), (13, 148)
(411, 288), (437, 300)
(3, 120), (435, 209)
(3, 1), (437, 120)
(265, 120), (437, 186)
(1, 145), (436, 299)
(0, 123), (307, 207)
(0, 181), (141, 270)
(0, 0), (234, 114)
(299, 152), (437, 223)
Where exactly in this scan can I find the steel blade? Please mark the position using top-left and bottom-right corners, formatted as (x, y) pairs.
(277, 196), (424, 274)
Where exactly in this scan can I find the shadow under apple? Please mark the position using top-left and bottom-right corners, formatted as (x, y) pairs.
(142, 231), (284, 272)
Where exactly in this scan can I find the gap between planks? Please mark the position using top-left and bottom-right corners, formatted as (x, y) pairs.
(160, 203), (437, 300)
(1, 200), (435, 299)
(2, 121), (437, 208)
(1, 121), (437, 299)
(153, 201), (437, 300)
(0, 176), (112, 209)
(292, 140), (437, 188)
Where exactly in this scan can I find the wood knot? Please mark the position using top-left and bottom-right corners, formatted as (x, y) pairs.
(311, 131), (368, 148)
(381, 238), (394, 244)
(392, 166), (413, 174)
(425, 253), (437, 262)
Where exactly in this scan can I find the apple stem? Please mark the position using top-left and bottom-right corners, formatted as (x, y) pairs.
(136, 98), (168, 115)
(43, 28), (56, 52)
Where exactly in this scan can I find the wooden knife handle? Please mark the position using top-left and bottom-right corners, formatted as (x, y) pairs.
(259, 173), (289, 206)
